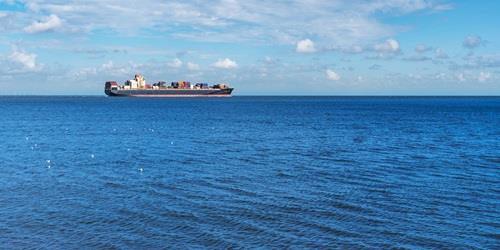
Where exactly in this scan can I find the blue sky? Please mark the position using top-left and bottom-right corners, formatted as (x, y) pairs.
(0, 0), (499, 95)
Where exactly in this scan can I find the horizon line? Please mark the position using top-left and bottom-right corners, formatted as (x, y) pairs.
(0, 94), (499, 97)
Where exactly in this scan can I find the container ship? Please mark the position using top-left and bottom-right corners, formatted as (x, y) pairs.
(105, 74), (233, 97)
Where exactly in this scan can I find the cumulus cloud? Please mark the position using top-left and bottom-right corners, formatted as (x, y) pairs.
(463, 35), (483, 49)
(24, 14), (62, 33)
(167, 58), (183, 68)
(415, 44), (432, 53)
(9, 49), (37, 70)
(296, 39), (316, 53)
(405, 45), (438, 61)
(326, 69), (340, 81)
(478, 71), (490, 82)
(434, 48), (449, 59)
(374, 39), (400, 53)
(186, 62), (200, 71)
(213, 58), (238, 69)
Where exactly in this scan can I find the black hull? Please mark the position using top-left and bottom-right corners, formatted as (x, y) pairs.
(105, 88), (233, 97)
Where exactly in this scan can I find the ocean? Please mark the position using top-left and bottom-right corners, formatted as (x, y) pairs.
(0, 96), (498, 249)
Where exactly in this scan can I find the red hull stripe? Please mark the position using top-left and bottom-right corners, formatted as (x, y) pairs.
(129, 94), (232, 97)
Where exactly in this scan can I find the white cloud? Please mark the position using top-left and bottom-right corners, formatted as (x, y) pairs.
(463, 35), (482, 49)
(296, 39), (316, 53)
(432, 3), (454, 11)
(9, 49), (37, 70)
(326, 69), (340, 81)
(101, 61), (114, 70)
(363, 0), (447, 13)
(456, 72), (466, 82)
(24, 14), (62, 33)
(478, 71), (490, 82)
(434, 48), (449, 59)
(408, 73), (422, 80)
(213, 58), (238, 69)
(374, 39), (400, 53)
(415, 44), (432, 53)
(168, 58), (183, 68)
(5, 0), (447, 47)
(186, 62), (200, 71)
(0, 1), (467, 95)
(348, 45), (364, 54)
(434, 72), (446, 80)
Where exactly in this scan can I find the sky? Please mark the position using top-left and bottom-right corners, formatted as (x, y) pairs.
(0, 0), (499, 95)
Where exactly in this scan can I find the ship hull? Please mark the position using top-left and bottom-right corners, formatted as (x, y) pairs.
(105, 88), (233, 97)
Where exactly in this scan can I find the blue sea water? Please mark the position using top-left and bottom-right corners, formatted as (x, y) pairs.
(0, 96), (499, 249)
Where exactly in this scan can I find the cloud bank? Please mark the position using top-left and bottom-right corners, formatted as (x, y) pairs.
(24, 14), (62, 33)
(1, 0), (498, 95)
(213, 58), (238, 69)
(7, 0), (452, 47)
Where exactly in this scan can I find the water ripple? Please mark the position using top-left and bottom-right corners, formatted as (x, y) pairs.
(0, 96), (499, 248)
